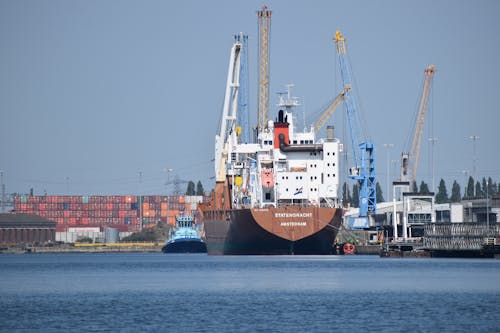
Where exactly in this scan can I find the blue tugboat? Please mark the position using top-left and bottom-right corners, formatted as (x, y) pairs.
(162, 214), (207, 253)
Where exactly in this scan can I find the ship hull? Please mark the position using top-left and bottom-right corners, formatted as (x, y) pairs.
(202, 207), (342, 255)
(161, 238), (207, 254)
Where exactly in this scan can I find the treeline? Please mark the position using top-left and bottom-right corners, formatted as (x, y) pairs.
(185, 181), (205, 196)
(342, 176), (499, 207)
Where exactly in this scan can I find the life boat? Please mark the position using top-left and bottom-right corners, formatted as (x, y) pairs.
(261, 168), (274, 188)
(343, 243), (356, 255)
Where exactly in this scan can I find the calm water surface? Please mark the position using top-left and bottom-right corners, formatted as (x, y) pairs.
(0, 253), (499, 332)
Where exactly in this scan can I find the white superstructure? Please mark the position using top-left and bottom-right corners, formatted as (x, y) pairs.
(224, 87), (342, 209)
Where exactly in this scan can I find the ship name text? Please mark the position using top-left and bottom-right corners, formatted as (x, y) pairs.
(275, 212), (313, 218)
(280, 222), (307, 227)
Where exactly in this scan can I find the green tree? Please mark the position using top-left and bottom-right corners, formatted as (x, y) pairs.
(196, 181), (204, 196)
(488, 177), (497, 197)
(465, 176), (475, 199)
(352, 183), (359, 208)
(450, 180), (461, 202)
(376, 182), (385, 203)
(186, 181), (196, 195)
(122, 228), (158, 242)
(435, 179), (448, 203)
(482, 177), (496, 198)
(122, 222), (169, 242)
(411, 180), (418, 193)
(419, 181), (430, 194)
(475, 181), (483, 198)
(481, 178), (487, 198)
(76, 236), (93, 243)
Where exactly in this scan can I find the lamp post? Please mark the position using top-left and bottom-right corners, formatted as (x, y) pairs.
(470, 135), (479, 196)
(164, 168), (174, 195)
(383, 143), (394, 201)
(486, 179), (489, 233)
(138, 171), (143, 231)
(0, 170), (4, 213)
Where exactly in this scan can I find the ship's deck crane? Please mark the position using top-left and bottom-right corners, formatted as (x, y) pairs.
(401, 65), (436, 188)
(334, 30), (376, 229)
(214, 38), (243, 209)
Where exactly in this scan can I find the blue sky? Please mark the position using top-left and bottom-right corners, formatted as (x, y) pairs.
(1, 0), (499, 197)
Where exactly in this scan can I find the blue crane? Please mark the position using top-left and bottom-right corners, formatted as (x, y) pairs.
(334, 30), (376, 229)
(235, 33), (250, 144)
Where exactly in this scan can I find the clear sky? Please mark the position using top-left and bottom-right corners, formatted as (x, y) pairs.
(1, 0), (499, 197)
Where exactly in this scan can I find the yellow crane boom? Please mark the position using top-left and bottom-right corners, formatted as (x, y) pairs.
(257, 6), (271, 133)
(312, 89), (347, 134)
(402, 64), (436, 187)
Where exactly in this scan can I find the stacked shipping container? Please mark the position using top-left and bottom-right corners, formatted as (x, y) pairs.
(14, 195), (203, 232)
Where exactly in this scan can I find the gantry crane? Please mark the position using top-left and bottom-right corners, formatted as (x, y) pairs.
(334, 30), (376, 228)
(401, 65), (436, 189)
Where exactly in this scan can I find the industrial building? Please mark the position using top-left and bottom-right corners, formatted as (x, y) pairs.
(0, 213), (56, 246)
(345, 196), (500, 240)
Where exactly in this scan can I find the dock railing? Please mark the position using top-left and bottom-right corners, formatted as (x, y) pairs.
(423, 223), (500, 250)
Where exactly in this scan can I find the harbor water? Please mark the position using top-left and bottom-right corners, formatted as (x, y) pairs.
(0, 253), (499, 332)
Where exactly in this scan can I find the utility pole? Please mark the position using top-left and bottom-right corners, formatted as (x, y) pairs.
(470, 135), (479, 196)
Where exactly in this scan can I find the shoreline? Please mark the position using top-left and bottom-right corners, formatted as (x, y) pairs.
(1, 244), (163, 254)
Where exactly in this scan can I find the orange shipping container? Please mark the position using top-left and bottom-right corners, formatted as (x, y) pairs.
(143, 203), (150, 210)
(168, 210), (179, 217)
(167, 216), (176, 226)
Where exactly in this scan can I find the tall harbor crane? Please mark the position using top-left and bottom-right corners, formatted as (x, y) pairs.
(235, 33), (250, 144)
(334, 30), (376, 229)
(401, 64), (436, 188)
(257, 5), (271, 134)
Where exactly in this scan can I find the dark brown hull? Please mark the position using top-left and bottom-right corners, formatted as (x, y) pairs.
(202, 207), (343, 255)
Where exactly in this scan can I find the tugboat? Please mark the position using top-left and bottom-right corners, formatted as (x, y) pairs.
(162, 214), (207, 253)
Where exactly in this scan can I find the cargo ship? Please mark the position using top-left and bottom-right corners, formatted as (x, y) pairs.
(200, 7), (343, 255)
(162, 214), (207, 253)
(200, 83), (344, 255)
